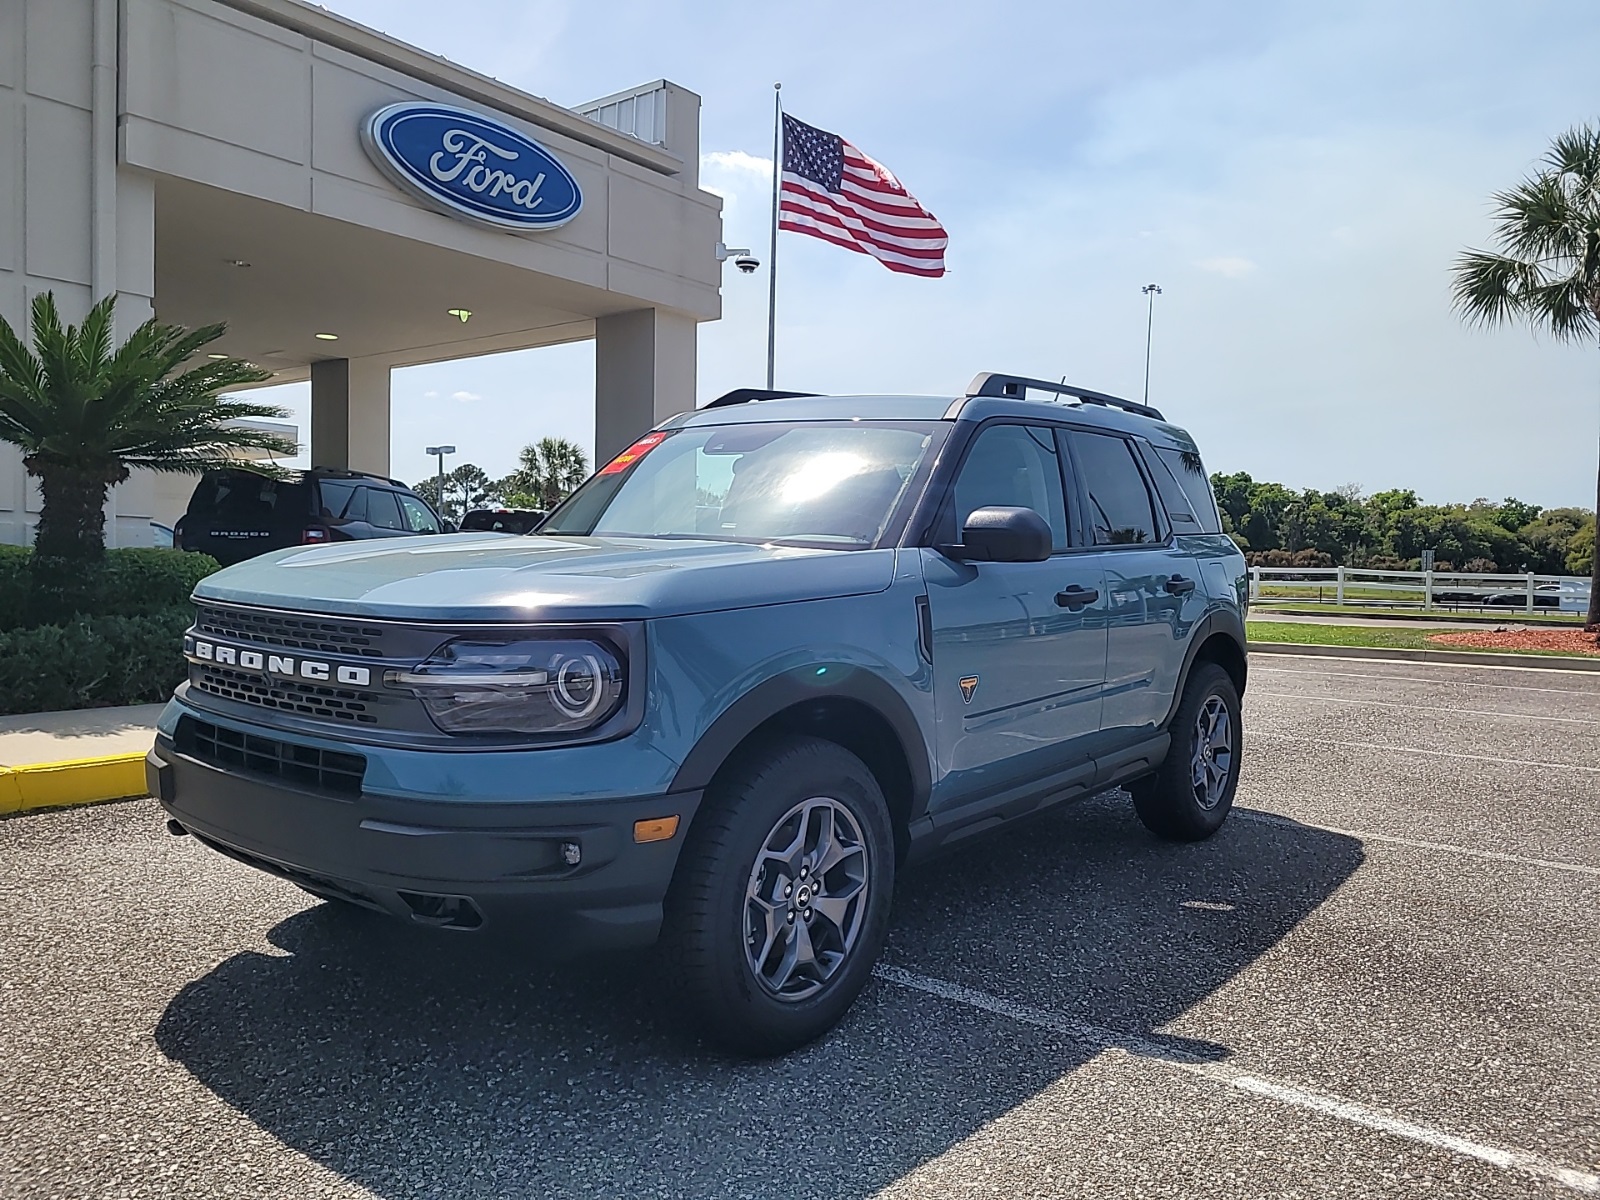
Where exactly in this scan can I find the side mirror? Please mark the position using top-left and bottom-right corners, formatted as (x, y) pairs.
(945, 506), (1053, 563)
(441, 522), (458, 534)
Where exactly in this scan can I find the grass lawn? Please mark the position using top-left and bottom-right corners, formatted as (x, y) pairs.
(1246, 620), (1596, 659)
(1257, 584), (1426, 602)
(1250, 602), (1584, 626)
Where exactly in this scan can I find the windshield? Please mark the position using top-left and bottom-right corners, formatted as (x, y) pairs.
(543, 421), (944, 548)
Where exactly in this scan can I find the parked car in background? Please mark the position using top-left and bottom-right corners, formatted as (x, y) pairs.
(175, 467), (447, 565)
(150, 521), (175, 549)
(1484, 583), (1561, 608)
(459, 508), (547, 535)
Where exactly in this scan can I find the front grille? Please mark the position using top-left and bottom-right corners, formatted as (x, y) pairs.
(176, 716), (366, 796)
(193, 605), (388, 657)
(193, 665), (378, 724)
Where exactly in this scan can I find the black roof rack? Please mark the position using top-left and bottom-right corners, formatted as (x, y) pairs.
(705, 387), (820, 408)
(306, 465), (407, 487)
(965, 372), (1164, 421)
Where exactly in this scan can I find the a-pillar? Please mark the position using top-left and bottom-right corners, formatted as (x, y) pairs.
(310, 358), (391, 475)
(594, 309), (697, 464)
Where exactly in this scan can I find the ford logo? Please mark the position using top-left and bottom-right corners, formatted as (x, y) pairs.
(362, 102), (583, 232)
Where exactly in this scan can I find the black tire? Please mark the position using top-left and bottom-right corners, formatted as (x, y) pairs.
(663, 735), (895, 1057)
(1130, 662), (1242, 842)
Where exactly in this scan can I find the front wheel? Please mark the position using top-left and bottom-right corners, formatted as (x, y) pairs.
(1130, 662), (1242, 842)
(663, 736), (895, 1057)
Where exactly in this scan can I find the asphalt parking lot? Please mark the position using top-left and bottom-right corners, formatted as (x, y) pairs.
(3, 653), (1597, 1199)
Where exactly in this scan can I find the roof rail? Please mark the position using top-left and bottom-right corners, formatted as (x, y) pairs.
(965, 372), (1164, 421)
(307, 465), (407, 487)
(705, 387), (819, 409)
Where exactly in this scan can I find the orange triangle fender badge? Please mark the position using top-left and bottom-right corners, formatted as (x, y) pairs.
(958, 676), (980, 705)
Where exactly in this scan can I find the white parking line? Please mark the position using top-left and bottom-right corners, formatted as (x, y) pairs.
(1253, 663), (1600, 695)
(1250, 690), (1600, 726)
(1250, 729), (1600, 773)
(873, 964), (1600, 1196)
(1234, 809), (1600, 877)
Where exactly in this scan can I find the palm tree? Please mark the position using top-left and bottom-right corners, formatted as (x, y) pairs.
(1452, 124), (1600, 628)
(0, 293), (296, 561)
(503, 436), (589, 510)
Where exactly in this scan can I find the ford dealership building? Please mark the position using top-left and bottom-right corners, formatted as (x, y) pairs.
(0, 0), (724, 546)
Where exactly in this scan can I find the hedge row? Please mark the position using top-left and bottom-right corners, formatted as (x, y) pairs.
(0, 546), (219, 632)
(0, 607), (193, 715)
(0, 547), (218, 713)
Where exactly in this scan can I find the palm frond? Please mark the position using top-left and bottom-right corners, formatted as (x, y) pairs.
(1521, 274), (1598, 343)
(1450, 249), (1544, 327)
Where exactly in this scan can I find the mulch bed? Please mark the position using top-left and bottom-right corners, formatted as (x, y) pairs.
(1428, 628), (1600, 657)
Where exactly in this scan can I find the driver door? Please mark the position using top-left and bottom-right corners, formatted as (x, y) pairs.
(921, 422), (1109, 816)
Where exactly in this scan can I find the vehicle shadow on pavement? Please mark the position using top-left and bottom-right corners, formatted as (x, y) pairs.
(154, 798), (1362, 1199)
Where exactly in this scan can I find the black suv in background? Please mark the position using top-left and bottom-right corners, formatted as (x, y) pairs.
(459, 507), (547, 535)
(175, 467), (447, 565)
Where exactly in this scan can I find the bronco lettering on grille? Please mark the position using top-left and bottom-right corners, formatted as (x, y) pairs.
(184, 637), (371, 687)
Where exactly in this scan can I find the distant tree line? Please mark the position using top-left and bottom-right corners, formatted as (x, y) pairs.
(1211, 472), (1595, 576)
(413, 437), (589, 524)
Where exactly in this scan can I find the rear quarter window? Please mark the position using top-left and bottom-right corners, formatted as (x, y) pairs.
(1145, 445), (1223, 535)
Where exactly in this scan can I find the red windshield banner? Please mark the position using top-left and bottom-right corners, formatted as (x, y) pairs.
(597, 431), (669, 476)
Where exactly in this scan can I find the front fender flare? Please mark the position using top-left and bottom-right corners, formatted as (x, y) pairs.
(667, 666), (932, 815)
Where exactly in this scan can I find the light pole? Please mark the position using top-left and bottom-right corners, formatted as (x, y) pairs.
(1142, 283), (1163, 406)
(424, 444), (455, 518)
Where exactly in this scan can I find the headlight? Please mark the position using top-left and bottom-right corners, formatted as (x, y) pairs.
(393, 637), (625, 735)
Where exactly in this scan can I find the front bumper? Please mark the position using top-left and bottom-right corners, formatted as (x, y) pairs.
(147, 735), (701, 953)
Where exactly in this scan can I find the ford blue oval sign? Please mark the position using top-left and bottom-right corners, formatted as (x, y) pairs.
(362, 102), (583, 232)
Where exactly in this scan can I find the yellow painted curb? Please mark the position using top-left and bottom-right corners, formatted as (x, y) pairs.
(0, 753), (149, 815)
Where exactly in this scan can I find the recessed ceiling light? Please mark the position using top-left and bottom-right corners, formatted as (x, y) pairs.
(447, 308), (472, 323)
(207, 353), (228, 360)
(314, 332), (339, 340)
(226, 259), (251, 268)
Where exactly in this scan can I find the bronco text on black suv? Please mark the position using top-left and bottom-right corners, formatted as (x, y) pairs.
(149, 373), (1248, 1055)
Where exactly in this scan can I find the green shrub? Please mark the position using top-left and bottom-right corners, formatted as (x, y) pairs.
(0, 545), (28, 629)
(0, 607), (191, 714)
(90, 549), (220, 617)
(0, 547), (218, 630)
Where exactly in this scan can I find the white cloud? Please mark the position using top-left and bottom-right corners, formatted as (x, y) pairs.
(1195, 256), (1258, 278)
(701, 150), (772, 179)
(451, 390), (482, 402)
(422, 389), (439, 399)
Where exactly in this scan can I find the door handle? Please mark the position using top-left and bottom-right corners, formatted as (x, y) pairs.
(1165, 575), (1196, 596)
(1054, 585), (1100, 610)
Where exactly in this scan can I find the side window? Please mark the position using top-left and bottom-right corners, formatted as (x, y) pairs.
(315, 480), (358, 520)
(399, 494), (442, 534)
(1137, 444), (1204, 535)
(951, 423), (1069, 551)
(364, 488), (404, 531)
(1152, 446), (1223, 535)
(1070, 431), (1160, 546)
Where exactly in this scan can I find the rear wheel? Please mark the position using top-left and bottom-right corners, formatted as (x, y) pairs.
(1130, 662), (1242, 842)
(663, 736), (895, 1057)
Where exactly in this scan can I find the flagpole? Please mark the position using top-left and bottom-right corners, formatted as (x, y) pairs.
(765, 82), (782, 389)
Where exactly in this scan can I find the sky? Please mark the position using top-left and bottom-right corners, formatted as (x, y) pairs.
(255, 0), (1600, 510)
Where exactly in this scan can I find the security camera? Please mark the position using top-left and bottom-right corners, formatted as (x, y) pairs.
(734, 254), (760, 274)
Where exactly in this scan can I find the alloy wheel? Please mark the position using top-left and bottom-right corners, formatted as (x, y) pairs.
(743, 797), (871, 1002)
(1190, 694), (1233, 810)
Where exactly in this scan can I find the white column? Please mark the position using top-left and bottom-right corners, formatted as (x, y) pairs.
(594, 309), (697, 464)
(310, 358), (391, 475)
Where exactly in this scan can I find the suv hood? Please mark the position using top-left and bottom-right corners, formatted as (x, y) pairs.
(192, 534), (898, 622)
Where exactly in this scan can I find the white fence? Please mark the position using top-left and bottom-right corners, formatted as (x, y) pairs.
(1249, 566), (1592, 614)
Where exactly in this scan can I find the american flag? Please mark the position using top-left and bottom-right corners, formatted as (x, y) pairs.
(779, 114), (947, 278)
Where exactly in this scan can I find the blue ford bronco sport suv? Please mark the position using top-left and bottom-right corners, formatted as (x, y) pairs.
(149, 372), (1247, 1056)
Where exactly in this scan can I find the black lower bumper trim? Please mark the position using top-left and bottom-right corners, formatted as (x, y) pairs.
(151, 737), (701, 953)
